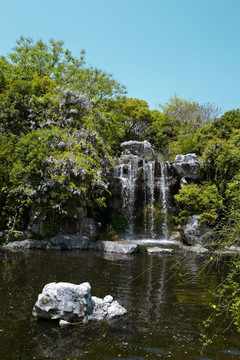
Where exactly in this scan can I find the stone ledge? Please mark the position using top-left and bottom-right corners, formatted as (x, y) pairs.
(5, 239), (47, 250)
(89, 240), (139, 254)
(3, 237), (139, 255)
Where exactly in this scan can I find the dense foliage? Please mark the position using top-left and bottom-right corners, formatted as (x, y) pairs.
(0, 37), (240, 342)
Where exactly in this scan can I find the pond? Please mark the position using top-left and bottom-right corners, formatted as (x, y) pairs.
(0, 247), (239, 360)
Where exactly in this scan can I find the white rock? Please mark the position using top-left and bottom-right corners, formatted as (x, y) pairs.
(184, 245), (209, 254)
(107, 301), (127, 319)
(32, 282), (94, 322)
(59, 319), (72, 327)
(103, 295), (113, 303)
(32, 282), (127, 324)
(89, 240), (139, 254)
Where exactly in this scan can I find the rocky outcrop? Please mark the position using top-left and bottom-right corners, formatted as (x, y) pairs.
(179, 215), (209, 246)
(109, 141), (202, 237)
(32, 282), (127, 324)
(4, 237), (139, 255)
(120, 140), (156, 160)
(171, 154), (200, 180)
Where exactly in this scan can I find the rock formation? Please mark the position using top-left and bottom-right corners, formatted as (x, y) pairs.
(32, 282), (127, 324)
(109, 140), (201, 239)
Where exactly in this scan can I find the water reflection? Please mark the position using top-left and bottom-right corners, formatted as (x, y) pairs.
(0, 249), (239, 360)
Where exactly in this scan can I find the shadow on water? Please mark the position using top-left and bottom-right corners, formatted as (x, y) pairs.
(0, 248), (239, 360)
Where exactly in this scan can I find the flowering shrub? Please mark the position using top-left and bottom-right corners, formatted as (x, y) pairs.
(7, 127), (113, 230)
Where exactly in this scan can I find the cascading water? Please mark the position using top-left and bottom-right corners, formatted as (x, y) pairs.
(119, 159), (138, 235)
(118, 159), (170, 238)
(159, 162), (169, 239)
(116, 140), (171, 239)
(143, 160), (155, 236)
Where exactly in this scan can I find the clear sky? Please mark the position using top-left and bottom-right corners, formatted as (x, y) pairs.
(1, 0), (240, 112)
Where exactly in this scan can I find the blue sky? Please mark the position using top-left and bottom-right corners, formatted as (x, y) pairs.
(1, 0), (240, 112)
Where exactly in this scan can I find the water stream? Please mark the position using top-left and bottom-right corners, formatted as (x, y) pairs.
(159, 162), (169, 239)
(143, 160), (155, 236)
(119, 159), (138, 235)
(118, 159), (169, 239)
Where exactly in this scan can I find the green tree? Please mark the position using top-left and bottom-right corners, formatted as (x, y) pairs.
(174, 183), (223, 226)
(1, 36), (126, 101)
(110, 97), (153, 141)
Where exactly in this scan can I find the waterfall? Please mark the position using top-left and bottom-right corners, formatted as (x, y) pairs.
(143, 161), (155, 236)
(119, 159), (138, 235)
(159, 162), (168, 239)
(115, 141), (172, 239)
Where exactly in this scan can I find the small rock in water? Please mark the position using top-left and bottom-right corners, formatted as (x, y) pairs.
(184, 245), (209, 254)
(147, 247), (173, 254)
(59, 319), (72, 327)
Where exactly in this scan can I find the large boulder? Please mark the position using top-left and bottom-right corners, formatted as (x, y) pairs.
(120, 140), (156, 160)
(50, 234), (91, 250)
(32, 282), (94, 322)
(89, 240), (139, 254)
(180, 215), (209, 246)
(171, 153), (200, 180)
(32, 282), (127, 324)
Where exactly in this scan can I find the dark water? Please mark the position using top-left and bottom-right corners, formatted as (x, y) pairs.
(0, 247), (239, 360)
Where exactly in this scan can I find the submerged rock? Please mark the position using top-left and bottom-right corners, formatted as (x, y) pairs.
(32, 282), (127, 324)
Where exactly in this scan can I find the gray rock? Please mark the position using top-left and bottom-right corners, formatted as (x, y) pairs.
(183, 245), (209, 254)
(32, 282), (94, 322)
(229, 245), (240, 253)
(89, 240), (139, 254)
(107, 300), (127, 319)
(214, 246), (240, 255)
(88, 295), (127, 321)
(181, 215), (209, 246)
(50, 234), (91, 250)
(80, 218), (100, 240)
(120, 140), (156, 160)
(147, 247), (173, 254)
(32, 282), (127, 324)
(28, 205), (46, 234)
(5, 239), (47, 250)
(172, 153), (200, 179)
(168, 231), (182, 242)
